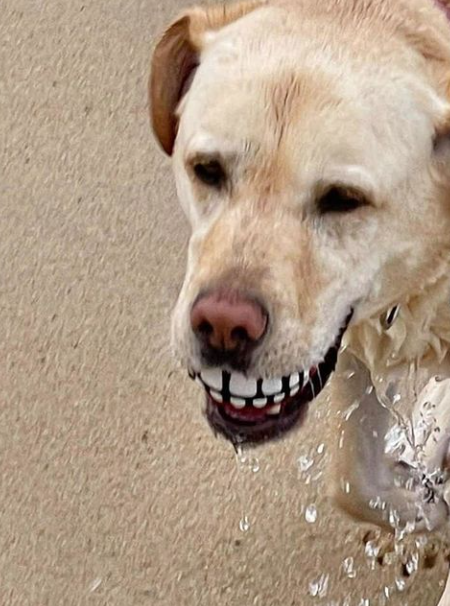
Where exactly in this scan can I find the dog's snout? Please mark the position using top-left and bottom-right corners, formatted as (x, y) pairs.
(190, 291), (268, 364)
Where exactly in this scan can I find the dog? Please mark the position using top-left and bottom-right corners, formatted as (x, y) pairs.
(150, 0), (450, 602)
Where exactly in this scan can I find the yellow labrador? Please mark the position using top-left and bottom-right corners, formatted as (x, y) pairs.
(150, 0), (450, 600)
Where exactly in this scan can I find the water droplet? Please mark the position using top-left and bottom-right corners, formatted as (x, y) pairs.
(305, 504), (318, 524)
(369, 496), (387, 511)
(236, 445), (246, 463)
(236, 446), (260, 473)
(308, 573), (329, 598)
(250, 458), (260, 473)
(90, 578), (102, 593)
(415, 535), (428, 548)
(239, 516), (250, 532)
(343, 557), (356, 578)
(358, 599), (370, 606)
(298, 454), (314, 472)
(365, 541), (379, 558)
(343, 400), (360, 420)
(389, 508), (400, 530)
(395, 578), (406, 592)
(405, 553), (419, 576)
(234, 445), (259, 532)
(404, 521), (416, 536)
(384, 424), (409, 457)
(317, 443), (325, 454)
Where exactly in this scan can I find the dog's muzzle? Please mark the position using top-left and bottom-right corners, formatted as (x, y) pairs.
(189, 311), (353, 445)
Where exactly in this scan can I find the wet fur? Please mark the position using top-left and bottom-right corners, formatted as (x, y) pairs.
(150, 1), (450, 601)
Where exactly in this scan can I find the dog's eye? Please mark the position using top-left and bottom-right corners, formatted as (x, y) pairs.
(317, 186), (367, 214)
(193, 161), (225, 188)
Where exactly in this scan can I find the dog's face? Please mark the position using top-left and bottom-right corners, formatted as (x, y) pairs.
(151, 1), (450, 444)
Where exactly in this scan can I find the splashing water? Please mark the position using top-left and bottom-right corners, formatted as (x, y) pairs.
(343, 370), (356, 380)
(234, 444), (261, 533)
(342, 400), (361, 421)
(385, 423), (410, 458)
(90, 578), (102, 593)
(343, 557), (357, 579)
(377, 365), (450, 535)
(388, 508), (400, 531)
(228, 356), (447, 602)
(239, 515), (251, 533)
(369, 496), (387, 512)
(250, 459), (260, 473)
(236, 445), (260, 474)
(298, 454), (314, 472)
(364, 540), (380, 571)
(308, 573), (329, 598)
(405, 552), (419, 576)
(305, 504), (318, 524)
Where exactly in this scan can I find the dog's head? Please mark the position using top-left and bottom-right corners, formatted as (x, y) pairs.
(150, 1), (450, 444)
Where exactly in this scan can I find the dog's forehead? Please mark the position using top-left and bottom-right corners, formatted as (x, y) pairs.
(176, 13), (440, 194)
(179, 66), (380, 192)
(182, 54), (362, 145)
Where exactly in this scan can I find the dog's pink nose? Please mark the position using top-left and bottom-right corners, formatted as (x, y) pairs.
(191, 291), (268, 352)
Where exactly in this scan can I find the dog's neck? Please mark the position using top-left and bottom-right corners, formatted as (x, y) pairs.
(344, 272), (450, 384)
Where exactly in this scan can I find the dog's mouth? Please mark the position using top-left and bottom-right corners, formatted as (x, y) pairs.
(189, 313), (352, 445)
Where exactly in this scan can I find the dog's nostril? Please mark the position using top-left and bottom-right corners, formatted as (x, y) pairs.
(197, 320), (213, 338)
(231, 326), (249, 343)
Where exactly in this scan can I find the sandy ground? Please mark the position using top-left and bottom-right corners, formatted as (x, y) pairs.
(1, 1), (450, 604)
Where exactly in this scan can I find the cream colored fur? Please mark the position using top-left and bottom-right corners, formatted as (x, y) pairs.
(150, 1), (450, 603)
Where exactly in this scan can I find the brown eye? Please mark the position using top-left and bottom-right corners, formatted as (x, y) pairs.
(193, 161), (225, 188)
(318, 186), (367, 214)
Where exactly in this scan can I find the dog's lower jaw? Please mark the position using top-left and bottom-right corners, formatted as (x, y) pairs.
(205, 391), (310, 446)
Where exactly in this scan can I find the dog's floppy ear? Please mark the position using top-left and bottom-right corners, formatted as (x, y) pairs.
(150, 14), (197, 156)
(433, 79), (450, 159)
(150, 1), (266, 155)
(441, 80), (450, 131)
